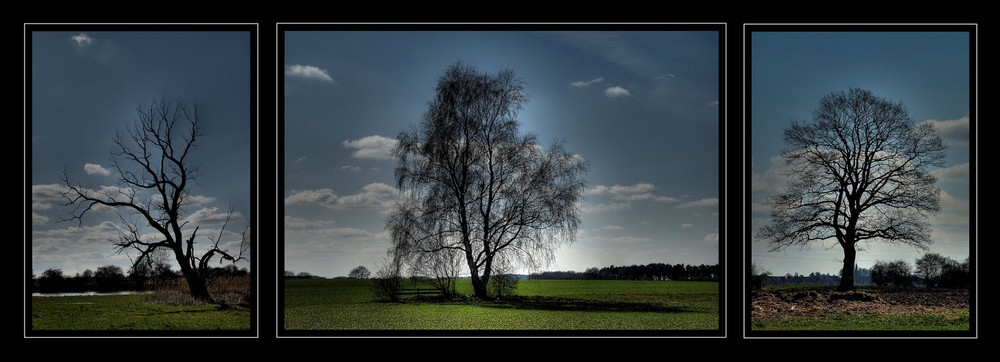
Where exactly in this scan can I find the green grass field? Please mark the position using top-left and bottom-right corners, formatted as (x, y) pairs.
(30, 294), (251, 331)
(751, 310), (970, 331)
(283, 278), (719, 331)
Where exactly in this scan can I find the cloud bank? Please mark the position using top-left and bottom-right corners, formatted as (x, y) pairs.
(285, 182), (400, 211)
(342, 135), (398, 160)
(285, 64), (335, 82)
(84, 163), (111, 176)
(922, 114), (969, 148)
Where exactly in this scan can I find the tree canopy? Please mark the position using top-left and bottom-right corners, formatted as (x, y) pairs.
(60, 98), (250, 302)
(757, 88), (946, 291)
(386, 62), (589, 299)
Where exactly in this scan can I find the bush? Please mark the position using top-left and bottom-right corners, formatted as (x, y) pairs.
(750, 263), (769, 290)
(938, 257), (970, 289)
(94, 265), (127, 292)
(371, 258), (404, 302)
(489, 273), (518, 299)
(871, 259), (913, 287)
(37, 268), (66, 293)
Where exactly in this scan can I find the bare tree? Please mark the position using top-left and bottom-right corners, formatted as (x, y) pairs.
(60, 98), (249, 303)
(757, 88), (946, 291)
(914, 252), (949, 288)
(387, 62), (589, 299)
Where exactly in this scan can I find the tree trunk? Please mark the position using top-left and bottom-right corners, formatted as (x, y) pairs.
(471, 276), (488, 299)
(839, 243), (856, 291)
(185, 275), (213, 303)
(175, 253), (213, 303)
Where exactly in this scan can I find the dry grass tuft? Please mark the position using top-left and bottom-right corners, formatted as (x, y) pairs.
(143, 276), (252, 307)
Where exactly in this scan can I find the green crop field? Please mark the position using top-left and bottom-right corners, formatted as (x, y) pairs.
(283, 278), (719, 331)
(29, 294), (251, 331)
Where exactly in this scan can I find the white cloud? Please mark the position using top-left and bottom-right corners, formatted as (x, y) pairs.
(285, 64), (335, 82)
(608, 236), (651, 244)
(33, 184), (67, 201)
(677, 198), (718, 208)
(32, 237), (71, 254)
(570, 77), (604, 87)
(583, 183), (679, 213)
(336, 183), (399, 209)
(931, 189), (969, 227)
(183, 207), (244, 225)
(33, 220), (122, 246)
(681, 223), (694, 228)
(921, 114), (969, 147)
(285, 183), (400, 211)
(703, 233), (719, 245)
(931, 163), (969, 184)
(342, 135), (398, 160)
(586, 183), (676, 203)
(285, 188), (338, 206)
(579, 201), (631, 214)
(32, 184), (67, 211)
(284, 216), (333, 229)
(186, 195), (218, 206)
(84, 163), (111, 176)
(32, 201), (53, 211)
(604, 86), (632, 98)
(341, 165), (361, 172)
(32, 211), (50, 225)
(150, 193), (216, 207)
(750, 154), (788, 196)
(313, 227), (374, 238)
(71, 33), (92, 47)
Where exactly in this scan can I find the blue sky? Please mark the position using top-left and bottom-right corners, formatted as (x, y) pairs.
(283, 28), (722, 278)
(29, 29), (253, 277)
(749, 28), (973, 276)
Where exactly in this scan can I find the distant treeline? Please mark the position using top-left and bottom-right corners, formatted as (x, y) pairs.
(31, 264), (249, 294)
(758, 253), (970, 289)
(529, 263), (719, 281)
(283, 271), (326, 279)
(763, 271), (851, 286)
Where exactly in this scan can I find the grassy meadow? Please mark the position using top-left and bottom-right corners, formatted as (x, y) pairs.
(30, 294), (251, 331)
(29, 277), (253, 332)
(283, 278), (719, 331)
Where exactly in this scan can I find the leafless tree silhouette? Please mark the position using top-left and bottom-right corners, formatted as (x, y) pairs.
(757, 88), (946, 291)
(60, 98), (249, 303)
(387, 62), (589, 299)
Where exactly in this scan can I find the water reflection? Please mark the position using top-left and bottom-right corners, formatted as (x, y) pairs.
(31, 291), (152, 297)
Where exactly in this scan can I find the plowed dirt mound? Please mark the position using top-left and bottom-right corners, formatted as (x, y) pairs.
(751, 286), (969, 321)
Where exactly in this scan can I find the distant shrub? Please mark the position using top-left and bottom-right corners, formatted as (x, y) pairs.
(489, 273), (519, 299)
(750, 263), (769, 290)
(871, 260), (913, 287)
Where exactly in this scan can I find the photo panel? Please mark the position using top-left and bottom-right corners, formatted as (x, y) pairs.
(26, 24), (258, 337)
(279, 23), (726, 337)
(745, 24), (975, 338)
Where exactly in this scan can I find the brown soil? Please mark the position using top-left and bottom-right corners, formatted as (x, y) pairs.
(751, 286), (969, 322)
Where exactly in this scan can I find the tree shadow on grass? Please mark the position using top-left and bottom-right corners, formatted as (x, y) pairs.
(482, 296), (699, 314)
